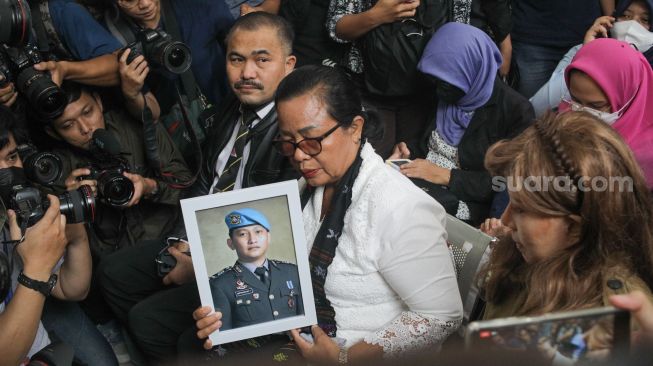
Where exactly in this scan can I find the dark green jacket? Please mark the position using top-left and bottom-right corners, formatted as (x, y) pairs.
(52, 109), (192, 257)
(209, 260), (303, 330)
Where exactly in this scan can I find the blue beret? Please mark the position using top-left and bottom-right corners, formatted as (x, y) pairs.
(225, 208), (271, 232)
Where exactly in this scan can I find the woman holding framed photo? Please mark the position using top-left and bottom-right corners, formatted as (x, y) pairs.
(192, 65), (463, 362)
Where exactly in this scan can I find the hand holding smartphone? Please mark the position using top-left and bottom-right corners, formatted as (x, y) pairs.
(386, 159), (411, 171)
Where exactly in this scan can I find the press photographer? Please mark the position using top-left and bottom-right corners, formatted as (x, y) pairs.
(0, 106), (111, 366)
(43, 80), (191, 257)
(100, 0), (235, 162)
(0, 0), (162, 123)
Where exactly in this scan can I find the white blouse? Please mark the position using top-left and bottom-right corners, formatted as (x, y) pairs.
(302, 143), (463, 356)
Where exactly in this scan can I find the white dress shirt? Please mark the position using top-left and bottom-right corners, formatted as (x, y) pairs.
(210, 102), (275, 192)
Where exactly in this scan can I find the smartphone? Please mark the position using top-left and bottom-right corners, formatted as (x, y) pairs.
(465, 307), (630, 364)
(386, 159), (411, 171)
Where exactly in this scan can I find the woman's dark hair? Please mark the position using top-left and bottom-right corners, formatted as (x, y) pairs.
(275, 65), (381, 140)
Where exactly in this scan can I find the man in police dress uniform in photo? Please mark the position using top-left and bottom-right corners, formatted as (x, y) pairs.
(209, 208), (303, 330)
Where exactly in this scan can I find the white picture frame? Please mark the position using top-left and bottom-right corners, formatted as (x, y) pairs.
(181, 180), (316, 345)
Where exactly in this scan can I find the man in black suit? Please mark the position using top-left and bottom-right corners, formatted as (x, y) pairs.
(97, 12), (298, 364)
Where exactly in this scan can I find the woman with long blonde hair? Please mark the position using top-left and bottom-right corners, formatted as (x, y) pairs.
(482, 111), (653, 319)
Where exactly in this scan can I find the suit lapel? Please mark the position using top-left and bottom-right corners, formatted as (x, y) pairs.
(206, 99), (241, 173)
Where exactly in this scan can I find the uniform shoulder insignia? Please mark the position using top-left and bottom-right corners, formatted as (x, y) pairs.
(270, 259), (295, 266)
(211, 266), (234, 279)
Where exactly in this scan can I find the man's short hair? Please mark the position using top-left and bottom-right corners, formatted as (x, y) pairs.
(45, 82), (95, 126)
(225, 12), (294, 56)
(60, 81), (90, 106)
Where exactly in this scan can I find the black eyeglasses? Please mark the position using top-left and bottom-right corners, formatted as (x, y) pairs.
(273, 124), (341, 157)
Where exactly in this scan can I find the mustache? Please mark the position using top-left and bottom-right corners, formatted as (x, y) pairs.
(234, 79), (264, 90)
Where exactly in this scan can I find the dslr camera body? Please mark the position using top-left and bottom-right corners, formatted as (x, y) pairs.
(85, 157), (134, 207)
(0, 145), (95, 229)
(83, 129), (135, 207)
(0, 0), (67, 119)
(0, 163), (95, 230)
(7, 183), (94, 228)
(123, 28), (192, 74)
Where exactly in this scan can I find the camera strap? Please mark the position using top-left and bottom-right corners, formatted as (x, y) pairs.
(29, 0), (74, 61)
(103, 7), (137, 47)
(160, 0), (200, 103)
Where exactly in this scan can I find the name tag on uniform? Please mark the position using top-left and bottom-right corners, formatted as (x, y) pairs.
(235, 288), (254, 297)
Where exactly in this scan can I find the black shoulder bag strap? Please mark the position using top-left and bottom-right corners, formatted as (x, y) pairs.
(160, 0), (200, 103)
(30, 0), (74, 61)
(142, 0), (202, 189)
(103, 6), (137, 46)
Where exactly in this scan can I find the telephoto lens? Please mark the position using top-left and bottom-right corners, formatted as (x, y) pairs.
(57, 185), (96, 224)
(0, 0), (31, 47)
(16, 66), (67, 119)
(10, 185), (95, 227)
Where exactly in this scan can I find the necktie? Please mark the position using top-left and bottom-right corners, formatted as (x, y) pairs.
(254, 266), (270, 288)
(213, 108), (258, 193)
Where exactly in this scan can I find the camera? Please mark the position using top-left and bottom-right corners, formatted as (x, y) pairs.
(86, 160), (134, 207)
(17, 143), (64, 186)
(0, 0), (31, 47)
(84, 128), (134, 207)
(7, 183), (95, 228)
(0, 43), (67, 119)
(122, 28), (192, 74)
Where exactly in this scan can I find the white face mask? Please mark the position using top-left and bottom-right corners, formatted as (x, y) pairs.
(610, 20), (653, 53)
(562, 89), (637, 126)
(569, 103), (621, 125)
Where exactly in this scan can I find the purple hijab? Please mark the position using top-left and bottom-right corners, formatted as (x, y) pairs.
(417, 22), (502, 146)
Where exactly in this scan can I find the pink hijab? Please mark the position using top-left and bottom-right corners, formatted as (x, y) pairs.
(564, 38), (653, 188)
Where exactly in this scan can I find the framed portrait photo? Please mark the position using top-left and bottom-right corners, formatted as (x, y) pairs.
(181, 180), (316, 345)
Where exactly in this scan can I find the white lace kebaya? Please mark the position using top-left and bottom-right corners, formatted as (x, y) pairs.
(302, 143), (463, 357)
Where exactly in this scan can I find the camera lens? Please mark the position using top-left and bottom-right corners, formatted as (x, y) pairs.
(158, 42), (191, 74)
(40, 90), (67, 117)
(97, 172), (134, 207)
(23, 151), (63, 186)
(0, 0), (31, 47)
(168, 48), (185, 68)
(16, 67), (67, 119)
(58, 185), (95, 224)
